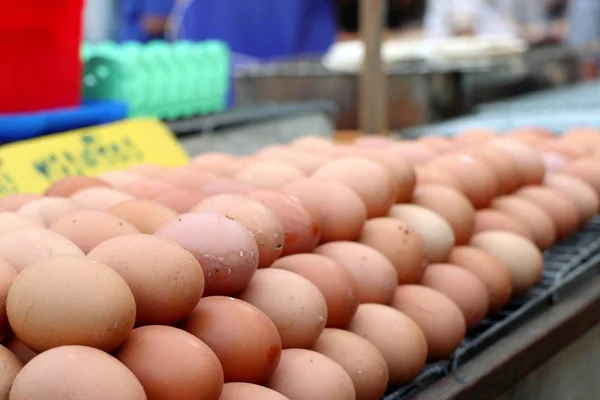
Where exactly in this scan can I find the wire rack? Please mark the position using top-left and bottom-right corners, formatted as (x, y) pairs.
(384, 215), (600, 400)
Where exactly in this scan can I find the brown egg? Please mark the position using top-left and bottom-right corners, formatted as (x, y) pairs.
(448, 246), (513, 313)
(544, 173), (599, 226)
(358, 217), (426, 284)
(487, 139), (545, 186)
(515, 186), (579, 238)
(537, 139), (586, 160)
(266, 349), (355, 400)
(389, 204), (455, 263)
(237, 269), (327, 349)
(429, 154), (499, 208)
(193, 195), (284, 268)
(352, 136), (395, 149)
(420, 264), (489, 329)
(220, 383), (290, 400)
(7, 255), (136, 352)
(506, 126), (554, 142)
(159, 168), (216, 190)
(347, 304), (427, 385)
(412, 185), (475, 245)
(562, 126), (600, 149)
(389, 142), (437, 165)
(199, 178), (256, 196)
(280, 178), (367, 242)
(0, 345), (21, 399)
(0, 259), (16, 334)
(116, 325), (224, 400)
(153, 188), (205, 213)
(491, 196), (556, 250)
(44, 176), (110, 197)
(17, 197), (86, 226)
(291, 136), (335, 151)
(562, 158), (600, 198)
(419, 136), (456, 153)
(107, 199), (178, 234)
(189, 153), (244, 176)
(0, 228), (84, 272)
(70, 187), (134, 210)
(473, 209), (535, 241)
(155, 213), (258, 296)
(541, 151), (568, 173)
(236, 161), (306, 189)
(9, 346), (146, 400)
(122, 178), (176, 200)
(314, 241), (397, 305)
(0, 194), (41, 211)
(454, 128), (497, 144)
(272, 254), (359, 329)
(4, 337), (37, 365)
(471, 231), (544, 294)
(182, 296), (281, 384)
(414, 166), (464, 191)
(392, 285), (466, 360)
(97, 170), (142, 188)
(311, 328), (389, 400)
(246, 191), (321, 256)
(50, 210), (140, 254)
(460, 146), (520, 194)
(128, 163), (170, 177)
(88, 234), (204, 325)
(255, 147), (330, 174)
(323, 144), (359, 158)
(0, 213), (43, 235)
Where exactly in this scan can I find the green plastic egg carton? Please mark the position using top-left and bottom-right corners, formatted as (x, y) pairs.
(82, 40), (230, 120)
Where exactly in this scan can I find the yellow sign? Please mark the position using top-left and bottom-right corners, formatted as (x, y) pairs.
(0, 118), (190, 195)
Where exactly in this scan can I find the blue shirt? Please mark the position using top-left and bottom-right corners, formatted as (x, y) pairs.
(118, 0), (175, 42)
(174, 0), (337, 60)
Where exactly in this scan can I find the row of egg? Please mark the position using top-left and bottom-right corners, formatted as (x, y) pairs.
(0, 126), (598, 400)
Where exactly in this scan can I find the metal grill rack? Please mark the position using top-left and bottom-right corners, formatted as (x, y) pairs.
(384, 215), (600, 400)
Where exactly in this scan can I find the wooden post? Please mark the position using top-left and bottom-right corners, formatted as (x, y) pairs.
(359, 0), (388, 135)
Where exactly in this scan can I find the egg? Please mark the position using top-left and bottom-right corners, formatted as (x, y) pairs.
(0, 344), (22, 399)
(454, 128), (497, 143)
(128, 163), (170, 177)
(255, 147), (329, 174)
(419, 135), (456, 153)
(17, 197), (86, 226)
(459, 146), (520, 194)
(562, 158), (600, 198)
(220, 383), (290, 400)
(352, 136), (395, 149)
(153, 188), (205, 213)
(414, 166), (464, 191)
(0, 194), (41, 212)
(272, 254), (359, 328)
(491, 196), (556, 250)
(412, 185), (475, 245)
(189, 153), (244, 176)
(198, 178), (256, 196)
(314, 241), (397, 304)
(182, 296), (281, 384)
(291, 136), (335, 152)
(107, 199), (178, 234)
(311, 329), (389, 400)
(266, 349), (355, 400)
(122, 178), (177, 200)
(389, 142), (437, 165)
(236, 161), (306, 189)
(155, 213), (258, 296)
(50, 210), (140, 253)
(486, 139), (545, 186)
(470, 231), (544, 294)
(98, 170), (142, 188)
(0, 213), (43, 235)
(280, 178), (367, 242)
(473, 209), (535, 241)
(237, 269), (327, 349)
(388, 204), (455, 263)
(70, 187), (134, 210)
(7, 255), (136, 352)
(246, 191), (321, 256)
(44, 176), (110, 197)
(448, 246), (513, 312)
(193, 195), (284, 268)
(392, 285), (466, 360)
(312, 158), (397, 218)
(116, 325), (224, 400)
(544, 173), (599, 226)
(0, 228), (84, 272)
(159, 168), (216, 190)
(561, 126), (600, 149)
(9, 346), (146, 400)
(347, 304), (427, 385)
(4, 337), (37, 366)
(359, 217), (426, 284)
(0, 259), (16, 334)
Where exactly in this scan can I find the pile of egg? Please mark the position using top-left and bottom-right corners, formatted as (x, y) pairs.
(0, 126), (598, 400)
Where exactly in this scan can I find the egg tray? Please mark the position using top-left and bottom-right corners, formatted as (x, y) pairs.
(384, 215), (600, 400)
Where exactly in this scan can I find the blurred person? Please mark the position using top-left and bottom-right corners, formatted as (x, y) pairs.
(118, 0), (175, 42)
(565, 0), (600, 80)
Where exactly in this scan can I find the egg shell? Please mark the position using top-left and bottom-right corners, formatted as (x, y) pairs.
(487, 139), (545, 186)
(0, 194), (41, 212)
(182, 296), (281, 384)
(266, 349), (355, 400)
(473, 209), (535, 241)
(280, 178), (367, 243)
(389, 204), (455, 263)
(455, 128), (497, 143)
(4, 337), (37, 366)
(189, 153), (244, 176)
(291, 136), (335, 152)
(7, 255), (136, 353)
(122, 178), (177, 200)
(0, 213), (43, 235)
(470, 231), (544, 294)
(158, 168), (216, 190)
(562, 158), (600, 198)
(419, 136), (456, 153)
(352, 136), (395, 149)
(237, 268), (327, 349)
(155, 212), (258, 296)
(198, 178), (257, 196)
(272, 254), (360, 329)
(116, 325), (224, 400)
(236, 161), (306, 189)
(193, 195), (285, 268)
(128, 163), (170, 177)
(97, 170), (142, 188)
(0, 228), (84, 272)
(392, 285), (466, 360)
(544, 173), (599, 226)
(561, 126), (600, 148)
(88, 234), (205, 325)
(311, 328), (388, 400)
(153, 188), (205, 213)
(414, 166), (464, 192)
(0, 344), (22, 399)
(255, 147), (330, 174)
(246, 191), (321, 256)
(220, 383), (290, 400)
(107, 199), (178, 234)
(358, 217), (426, 284)
(17, 197), (86, 227)
(314, 241), (397, 304)
(9, 345), (146, 400)
(0, 259), (17, 335)
(459, 146), (520, 194)
(70, 187), (134, 211)
(448, 246), (513, 313)
(44, 176), (110, 197)
(346, 303), (427, 386)
(390, 142), (437, 165)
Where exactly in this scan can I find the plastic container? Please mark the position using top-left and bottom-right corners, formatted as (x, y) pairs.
(0, 0), (84, 113)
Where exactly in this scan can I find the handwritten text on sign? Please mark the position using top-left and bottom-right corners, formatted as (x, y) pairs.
(0, 118), (190, 195)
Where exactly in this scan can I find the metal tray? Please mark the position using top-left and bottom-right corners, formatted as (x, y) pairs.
(384, 215), (600, 400)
